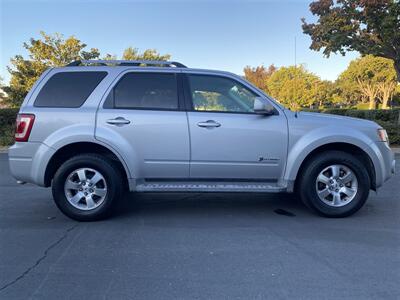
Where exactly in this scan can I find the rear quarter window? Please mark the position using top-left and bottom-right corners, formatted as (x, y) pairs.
(34, 71), (107, 107)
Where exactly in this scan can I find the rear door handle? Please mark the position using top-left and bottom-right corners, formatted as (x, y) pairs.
(197, 120), (221, 128)
(106, 117), (131, 126)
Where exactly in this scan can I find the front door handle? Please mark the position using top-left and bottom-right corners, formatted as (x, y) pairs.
(197, 120), (221, 128)
(106, 117), (131, 126)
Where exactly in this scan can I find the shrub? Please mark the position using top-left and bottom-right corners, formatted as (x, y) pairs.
(0, 108), (18, 146)
(314, 108), (400, 145)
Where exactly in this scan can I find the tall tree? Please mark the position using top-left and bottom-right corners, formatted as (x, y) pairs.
(122, 47), (170, 61)
(243, 64), (276, 93)
(338, 55), (397, 109)
(0, 77), (7, 108)
(102, 53), (118, 60)
(336, 75), (365, 107)
(377, 81), (398, 109)
(302, 0), (400, 81)
(314, 80), (343, 108)
(267, 65), (323, 110)
(4, 33), (172, 107)
(4, 32), (100, 106)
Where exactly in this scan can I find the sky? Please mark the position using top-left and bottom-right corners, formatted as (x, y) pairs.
(0, 0), (359, 84)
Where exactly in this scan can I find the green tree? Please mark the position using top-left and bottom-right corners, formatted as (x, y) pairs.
(4, 31), (100, 107)
(0, 77), (7, 108)
(267, 65), (323, 110)
(102, 53), (118, 60)
(243, 64), (276, 93)
(393, 84), (400, 107)
(122, 47), (170, 61)
(302, 0), (400, 81)
(377, 81), (398, 109)
(192, 92), (225, 111)
(314, 80), (343, 108)
(4, 32), (172, 107)
(336, 75), (364, 107)
(338, 55), (397, 109)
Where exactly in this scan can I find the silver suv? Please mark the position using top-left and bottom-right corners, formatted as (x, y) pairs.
(8, 60), (395, 221)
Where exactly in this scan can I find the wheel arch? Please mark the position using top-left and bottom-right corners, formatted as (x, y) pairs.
(44, 141), (131, 188)
(292, 142), (376, 192)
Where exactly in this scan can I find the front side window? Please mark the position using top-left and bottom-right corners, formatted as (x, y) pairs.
(34, 71), (107, 107)
(187, 74), (258, 113)
(110, 72), (178, 110)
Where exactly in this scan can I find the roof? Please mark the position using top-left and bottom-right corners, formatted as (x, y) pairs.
(61, 60), (238, 77)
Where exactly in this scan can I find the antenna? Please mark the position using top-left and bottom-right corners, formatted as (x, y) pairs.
(294, 36), (297, 69)
(294, 36), (298, 116)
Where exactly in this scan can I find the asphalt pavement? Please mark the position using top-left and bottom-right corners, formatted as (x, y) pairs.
(0, 153), (399, 299)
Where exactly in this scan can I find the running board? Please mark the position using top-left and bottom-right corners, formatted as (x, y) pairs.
(135, 181), (286, 193)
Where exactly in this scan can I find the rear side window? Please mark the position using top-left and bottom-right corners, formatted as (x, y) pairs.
(106, 72), (178, 110)
(34, 72), (107, 107)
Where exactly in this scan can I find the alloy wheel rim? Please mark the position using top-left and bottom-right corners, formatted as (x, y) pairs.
(315, 164), (358, 207)
(64, 168), (107, 211)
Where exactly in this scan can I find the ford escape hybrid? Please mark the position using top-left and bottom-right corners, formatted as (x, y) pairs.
(8, 60), (395, 221)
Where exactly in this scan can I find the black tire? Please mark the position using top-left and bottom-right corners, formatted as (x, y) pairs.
(52, 154), (123, 221)
(297, 150), (370, 218)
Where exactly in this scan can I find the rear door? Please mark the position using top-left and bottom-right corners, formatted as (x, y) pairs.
(184, 73), (288, 180)
(96, 70), (190, 179)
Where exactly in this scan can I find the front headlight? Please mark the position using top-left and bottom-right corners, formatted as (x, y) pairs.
(377, 128), (389, 143)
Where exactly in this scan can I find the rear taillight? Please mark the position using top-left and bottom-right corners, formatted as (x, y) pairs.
(15, 114), (35, 142)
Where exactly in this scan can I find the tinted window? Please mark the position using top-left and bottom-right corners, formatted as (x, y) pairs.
(112, 73), (178, 110)
(34, 72), (107, 107)
(188, 75), (258, 113)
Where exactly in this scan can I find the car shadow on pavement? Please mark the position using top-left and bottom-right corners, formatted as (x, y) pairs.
(113, 192), (311, 221)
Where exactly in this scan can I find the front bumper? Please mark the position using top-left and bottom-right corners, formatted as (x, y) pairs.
(391, 158), (396, 175)
(8, 142), (55, 186)
(371, 141), (395, 188)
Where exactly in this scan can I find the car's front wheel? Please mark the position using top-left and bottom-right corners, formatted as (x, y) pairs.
(298, 150), (371, 217)
(52, 154), (123, 221)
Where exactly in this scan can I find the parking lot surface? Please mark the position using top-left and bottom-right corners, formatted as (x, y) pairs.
(0, 153), (399, 299)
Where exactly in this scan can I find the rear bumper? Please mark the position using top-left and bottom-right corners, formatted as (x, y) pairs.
(8, 142), (55, 186)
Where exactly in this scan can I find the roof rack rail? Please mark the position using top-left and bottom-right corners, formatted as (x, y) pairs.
(66, 60), (187, 68)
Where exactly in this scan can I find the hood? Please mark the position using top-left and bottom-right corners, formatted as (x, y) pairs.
(292, 111), (380, 129)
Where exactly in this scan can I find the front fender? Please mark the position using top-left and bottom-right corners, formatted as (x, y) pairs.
(284, 126), (382, 190)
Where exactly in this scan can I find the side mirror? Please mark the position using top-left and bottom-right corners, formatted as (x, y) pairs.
(253, 97), (275, 115)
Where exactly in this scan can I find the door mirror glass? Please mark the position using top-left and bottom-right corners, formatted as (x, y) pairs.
(253, 97), (275, 115)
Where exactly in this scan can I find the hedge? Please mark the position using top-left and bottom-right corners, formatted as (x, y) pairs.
(0, 108), (19, 146)
(308, 108), (400, 145)
(0, 108), (399, 146)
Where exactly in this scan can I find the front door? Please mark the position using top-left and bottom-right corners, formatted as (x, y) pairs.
(185, 73), (288, 180)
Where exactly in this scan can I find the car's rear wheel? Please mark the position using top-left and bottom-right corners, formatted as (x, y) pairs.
(52, 154), (123, 221)
(298, 150), (370, 217)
